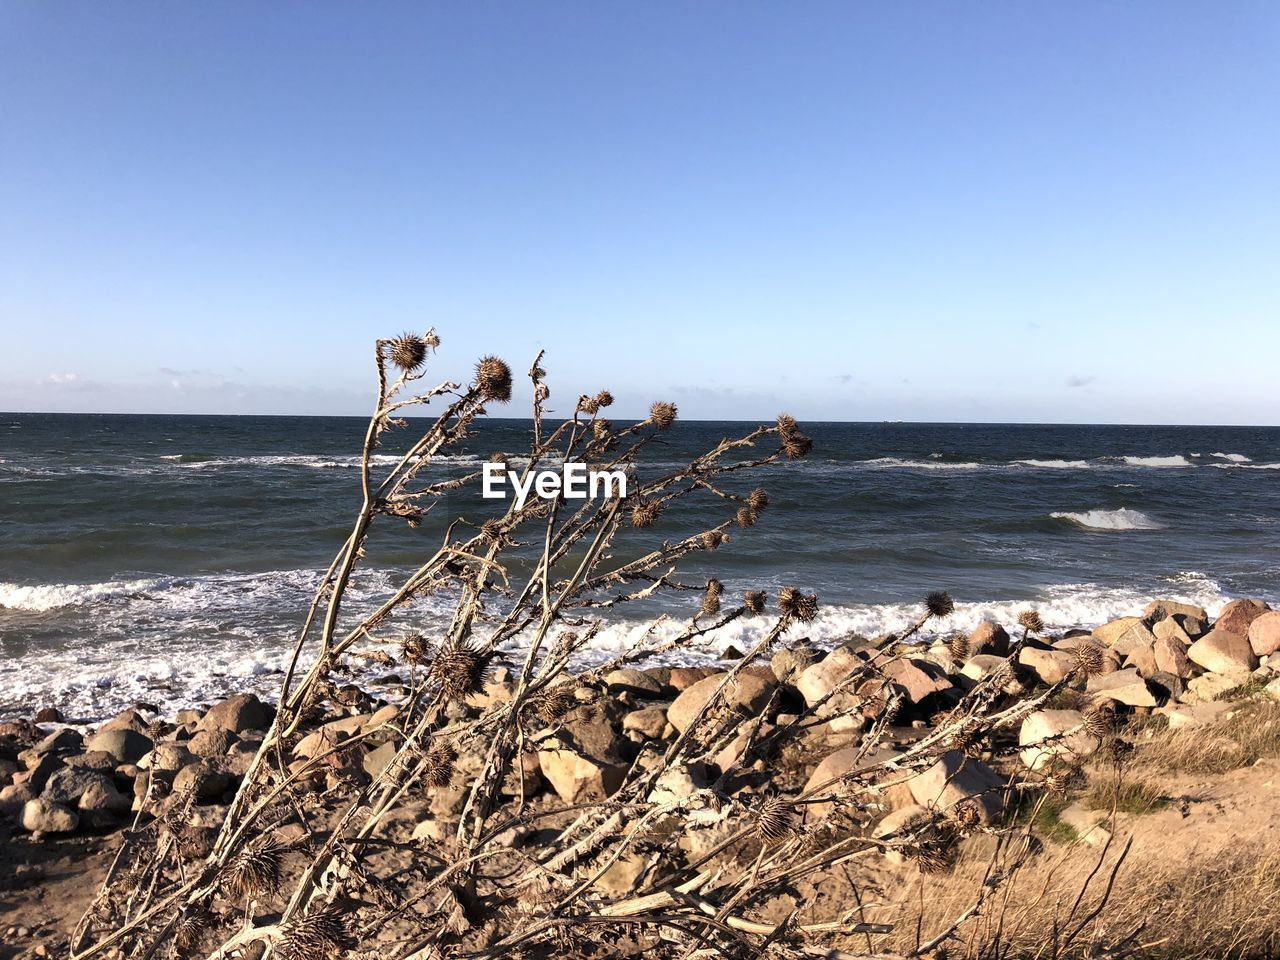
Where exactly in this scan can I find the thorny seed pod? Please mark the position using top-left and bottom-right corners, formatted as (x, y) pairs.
(755, 796), (794, 843)
(594, 389), (614, 408)
(735, 506), (757, 528)
(702, 579), (723, 616)
(701, 529), (724, 551)
(925, 591), (955, 618)
(776, 413), (799, 438)
(1082, 708), (1114, 739)
(948, 633), (971, 663)
(433, 645), (492, 701)
(174, 905), (212, 951)
(489, 451), (509, 464)
(275, 905), (350, 960)
(747, 487), (769, 512)
(401, 633), (431, 665)
(781, 431), (813, 460)
(223, 835), (285, 902)
(778, 586), (819, 622)
(390, 333), (431, 372)
(630, 498), (662, 528)
(533, 684), (580, 725)
(649, 401), (678, 430)
(950, 799), (982, 829)
(1074, 642), (1106, 677)
(475, 356), (513, 402)
(578, 394), (600, 414)
(480, 518), (506, 545)
(1018, 610), (1046, 634)
(422, 739), (459, 789)
(743, 590), (766, 615)
(915, 842), (952, 873)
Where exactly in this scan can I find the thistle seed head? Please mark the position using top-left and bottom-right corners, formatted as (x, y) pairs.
(781, 431), (813, 460)
(950, 799), (982, 829)
(275, 906), (349, 960)
(701, 529), (724, 551)
(1074, 642), (1106, 677)
(430, 645), (492, 701)
(578, 394), (600, 414)
(778, 586), (819, 622)
(649, 401), (678, 430)
(755, 796), (794, 843)
(948, 633), (970, 663)
(401, 633), (431, 665)
(1082, 708), (1114, 739)
(630, 498), (662, 528)
(474, 356), (513, 403)
(776, 413), (799, 438)
(422, 738), (459, 788)
(533, 685), (580, 725)
(702, 579), (723, 616)
(925, 591), (955, 618)
(747, 488), (769, 512)
(594, 389), (614, 408)
(743, 590), (766, 615)
(390, 333), (430, 372)
(222, 835), (284, 902)
(1018, 610), (1046, 634)
(1101, 736), (1135, 766)
(174, 906), (212, 951)
(735, 506), (757, 528)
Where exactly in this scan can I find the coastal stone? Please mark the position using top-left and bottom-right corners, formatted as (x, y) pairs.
(1018, 647), (1076, 685)
(175, 709), (203, 726)
(1154, 635), (1193, 678)
(648, 761), (710, 806)
(21, 797), (79, 833)
(1145, 671), (1185, 702)
(1187, 628), (1257, 679)
(197, 693), (270, 734)
(1124, 642), (1158, 678)
(1153, 618), (1193, 647)
(537, 748), (627, 804)
(592, 853), (649, 897)
(804, 744), (901, 818)
(1018, 710), (1099, 771)
(0, 782), (36, 815)
(622, 706), (668, 740)
(1112, 622), (1158, 658)
(962, 655), (1008, 682)
(1186, 672), (1239, 702)
(667, 671), (775, 733)
(605, 669), (665, 698)
(65, 751), (116, 772)
(43, 767), (116, 806)
(907, 751), (1004, 823)
(1216, 599), (1271, 638)
(720, 644), (745, 661)
(1157, 701), (1233, 730)
(144, 742), (197, 772)
(1248, 612), (1280, 658)
(1058, 804), (1111, 846)
(99, 709), (150, 735)
(34, 728), (82, 754)
(770, 643), (823, 683)
(34, 706), (63, 724)
(85, 729), (153, 764)
(883, 658), (952, 704)
(78, 778), (130, 814)
(1086, 668), (1158, 707)
(21, 753), (65, 793)
(1144, 600), (1209, 625)
(967, 621), (1010, 657)
(1265, 677), (1280, 703)
(187, 729), (238, 758)
(173, 761), (234, 801)
(667, 667), (718, 691)
(795, 648), (862, 706)
(1093, 617), (1144, 647)
(362, 740), (397, 779)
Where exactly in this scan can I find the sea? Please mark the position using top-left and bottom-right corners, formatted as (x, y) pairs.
(2, 413), (1278, 721)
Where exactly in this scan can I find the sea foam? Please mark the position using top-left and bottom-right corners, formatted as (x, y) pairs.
(1049, 508), (1164, 531)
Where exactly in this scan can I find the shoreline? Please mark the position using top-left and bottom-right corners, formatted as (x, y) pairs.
(3, 595), (1280, 956)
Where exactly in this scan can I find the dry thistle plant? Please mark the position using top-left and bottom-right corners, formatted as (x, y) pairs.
(69, 331), (1098, 960)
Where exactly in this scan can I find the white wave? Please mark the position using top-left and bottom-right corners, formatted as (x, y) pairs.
(1049, 508), (1164, 531)
(1120, 455), (1194, 468)
(1211, 452), (1252, 463)
(0, 578), (160, 612)
(858, 457), (983, 471)
(1209, 461), (1280, 470)
(1013, 459), (1091, 469)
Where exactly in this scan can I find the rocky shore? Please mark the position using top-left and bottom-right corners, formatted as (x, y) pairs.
(4, 596), (1280, 959)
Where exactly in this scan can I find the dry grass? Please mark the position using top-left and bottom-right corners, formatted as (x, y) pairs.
(1135, 699), (1280, 776)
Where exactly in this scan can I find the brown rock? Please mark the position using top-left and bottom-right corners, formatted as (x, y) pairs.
(1154, 635), (1193, 678)
(196, 693), (270, 735)
(883, 657), (952, 704)
(667, 671), (776, 733)
(667, 666), (718, 691)
(1248, 612), (1280, 658)
(907, 751), (1005, 823)
(1086, 668), (1158, 707)
(1153, 617), (1192, 646)
(21, 797), (78, 833)
(967, 621), (1010, 657)
(1215, 599), (1271, 638)
(803, 743), (901, 818)
(794, 648), (863, 706)
(1112, 622), (1158, 657)
(1188, 628), (1257, 679)
(1019, 710), (1099, 771)
(1144, 600), (1209, 624)
(1093, 617), (1144, 647)
(1018, 647), (1076, 685)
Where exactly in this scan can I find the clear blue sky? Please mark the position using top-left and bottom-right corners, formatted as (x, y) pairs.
(1, 3), (1277, 423)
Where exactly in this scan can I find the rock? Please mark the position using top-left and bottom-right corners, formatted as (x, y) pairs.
(907, 751), (1005, 823)
(770, 643), (823, 684)
(803, 744), (901, 818)
(292, 714), (372, 758)
(1144, 599), (1209, 624)
(882, 658), (952, 704)
(66, 751), (117, 772)
(362, 741), (397, 779)
(963, 654), (1009, 682)
(1265, 677), (1280, 702)
(1018, 647), (1076, 685)
(648, 761), (710, 806)
(144, 742), (197, 772)
(173, 761), (234, 801)
(1188, 628), (1257, 679)
(20, 753), (65, 793)
(667, 671), (776, 733)
(622, 706), (668, 740)
(1086, 668), (1159, 707)
(1124, 642), (1158, 678)
(605, 669), (665, 698)
(1157, 701), (1233, 730)
(98, 709), (150, 735)
(1186, 672), (1239, 702)
(720, 644), (745, 661)
(1154, 635), (1193, 678)
(1145, 671), (1185, 702)
(592, 853), (649, 896)
(1216, 599), (1271, 638)
(1111, 622), (1158, 658)
(667, 667), (718, 691)
(78, 778), (131, 814)
(34, 706), (63, 724)
(1019, 710), (1100, 771)
(187, 729), (238, 758)
(21, 797), (79, 833)
(795, 648), (863, 706)
(43, 767), (117, 806)
(85, 729), (153, 764)
(967, 621), (1010, 657)
(1093, 617), (1144, 647)
(197, 693), (270, 734)
(537, 748), (626, 804)
(1248, 612), (1280, 658)
(175, 709), (203, 726)
(34, 728), (83, 754)
(1058, 804), (1111, 846)
(1153, 617), (1193, 646)
(0, 783), (36, 815)
(872, 805), (932, 864)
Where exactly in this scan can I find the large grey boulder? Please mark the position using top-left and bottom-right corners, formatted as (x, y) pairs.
(85, 728), (153, 764)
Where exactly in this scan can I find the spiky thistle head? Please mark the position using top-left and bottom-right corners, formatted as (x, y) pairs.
(222, 835), (284, 902)
(914, 841), (952, 873)
(747, 488), (769, 512)
(777, 413), (799, 437)
(778, 586), (819, 622)
(474, 356), (513, 402)
(401, 633), (431, 665)
(755, 796), (794, 843)
(649, 400), (678, 430)
(422, 738), (459, 788)
(1073, 641), (1105, 677)
(1018, 610), (1045, 634)
(275, 905), (349, 960)
(389, 332), (432, 372)
(1101, 736), (1135, 766)
(781, 431), (813, 460)
(701, 529), (724, 551)
(948, 633), (970, 663)
(924, 591), (955, 618)
(702, 579), (723, 616)
(735, 506), (757, 528)
(630, 498), (662, 528)
(950, 799), (982, 829)
(480, 518), (506, 545)
(743, 590), (766, 615)
(593, 389), (614, 409)
(430, 644), (492, 701)
(174, 905), (212, 952)
(532, 684), (580, 725)
(578, 394), (601, 415)
(1082, 707), (1114, 740)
